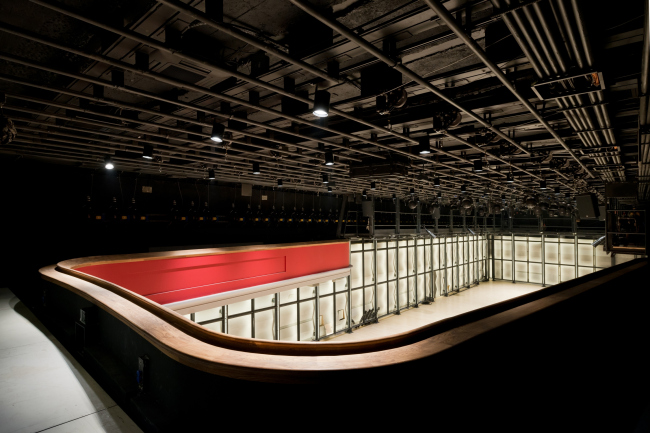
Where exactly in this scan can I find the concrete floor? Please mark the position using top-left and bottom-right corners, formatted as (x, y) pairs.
(0, 288), (141, 433)
(325, 280), (545, 342)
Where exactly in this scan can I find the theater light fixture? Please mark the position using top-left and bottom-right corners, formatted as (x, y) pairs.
(142, 144), (153, 160)
(322, 174), (329, 184)
(506, 173), (513, 183)
(418, 136), (431, 154)
(252, 162), (260, 174)
(473, 159), (483, 172)
(327, 186), (332, 193)
(540, 180), (547, 190)
(461, 184), (467, 193)
(277, 179), (283, 187)
(371, 181), (376, 190)
(434, 177), (440, 187)
(555, 187), (560, 195)
(362, 189), (367, 198)
(210, 122), (225, 142)
(325, 150), (334, 166)
(104, 156), (114, 170)
(208, 169), (215, 180)
(312, 90), (330, 118)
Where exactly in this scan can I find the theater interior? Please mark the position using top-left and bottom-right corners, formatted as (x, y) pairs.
(0, 0), (648, 431)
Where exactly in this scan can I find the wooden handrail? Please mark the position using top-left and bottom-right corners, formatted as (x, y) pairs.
(46, 247), (648, 359)
(40, 259), (647, 383)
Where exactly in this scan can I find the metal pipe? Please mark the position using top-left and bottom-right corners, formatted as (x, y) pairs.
(0, 50), (374, 161)
(422, 0), (594, 178)
(20, 2), (423, 157)
(0, 73), (360, 164)
(288, 0), (531, 156)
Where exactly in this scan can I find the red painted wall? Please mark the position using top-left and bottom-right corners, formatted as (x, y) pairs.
(76, 243), (349, 304)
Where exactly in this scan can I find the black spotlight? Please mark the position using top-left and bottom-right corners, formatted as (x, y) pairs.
(252, 162), (260, 174)
(418, 136), (431, 154)
(410, 187), (415, 195)
(565, 192), (571, 198)
(540, 180), (547, 190)
(312, 90), (331, 118)
(434, 177), (440, 187)
(371, 181), (376, 190)
(473, 159), (483, 172)
(461, 184), (467, 193)
(554, 187), (560, 195)
(322, 174), (329, 184)
(208, 169), (215, 180)
(104, 155), (114, 170)
(506, 173), (513, 183)
(278, 179), (283, 187)
(437, 191), (442, 198)
(392, 193), (397, 203)
(325, 150), (334, 166)
(327, 186), (332, 193)
(211, 122), (225, 142)
(362, 189), (367, 198)
(142, 144), (153, 159)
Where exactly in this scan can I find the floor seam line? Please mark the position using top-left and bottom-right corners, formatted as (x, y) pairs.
(33, 405), (118, 432)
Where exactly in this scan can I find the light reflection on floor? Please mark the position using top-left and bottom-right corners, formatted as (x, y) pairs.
(323, 280), (545, 342)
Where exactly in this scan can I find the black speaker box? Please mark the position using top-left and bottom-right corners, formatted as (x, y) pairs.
(576, 194), (600, 219)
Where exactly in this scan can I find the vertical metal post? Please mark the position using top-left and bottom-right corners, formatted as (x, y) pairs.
(541, 234), (546, 286)
(526, 235), (530, 284)
(406, 239), (410, 307)
(396, 239), (401, 313)
(443, 235), (448, 295)
(223, 305), (229, 334)
(296, 287), (300, 341)
(510, 233), (515, 284)
(416, 202), (421, 234)
(490, 234), (495, 280)
(273, 294), (279, 340)
(455, 235), (460, 292)
(373, 238), (378, 316)
(414, 239), (419, 307)
(346, 275), (352, 333)
(251, 299), (255, 338)
(361, 243), (366, 321)
(333, 280), (336, 333)
(430, 237), (434, 301)
(315, 284), (320, 341)
(574, 234), (578, 279)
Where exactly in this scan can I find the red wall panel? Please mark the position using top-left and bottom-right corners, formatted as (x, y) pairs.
(76, 243), (349, 304)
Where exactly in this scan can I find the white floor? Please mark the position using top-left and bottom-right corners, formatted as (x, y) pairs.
(325, 280), (545, 342)
(0, 288), (142, 433)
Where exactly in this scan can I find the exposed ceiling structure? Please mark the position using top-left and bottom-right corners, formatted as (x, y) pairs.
(0, 0), (647, 203)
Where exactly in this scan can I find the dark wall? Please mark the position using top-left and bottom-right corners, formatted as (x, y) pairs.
(0, 155), (341, 289)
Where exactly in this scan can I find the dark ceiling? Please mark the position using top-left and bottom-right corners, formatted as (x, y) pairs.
(0, 0), (647, 204)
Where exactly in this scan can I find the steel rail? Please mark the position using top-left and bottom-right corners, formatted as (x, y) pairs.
(423, 0), (594, 179)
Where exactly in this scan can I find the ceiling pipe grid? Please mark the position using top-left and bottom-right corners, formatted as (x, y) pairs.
(13, 128), (347, 182)
(0, 17), (547, 187)
(421, 0), (595, 186)
(0, 72), (361, 165)
(288, 0), (534, 159)
(25, 0), (457, 166)
(3, 141), (493, 201)
(501, 0), (621, 183)
(0, 59), (539, 195)
(5, 107), (355, 185)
